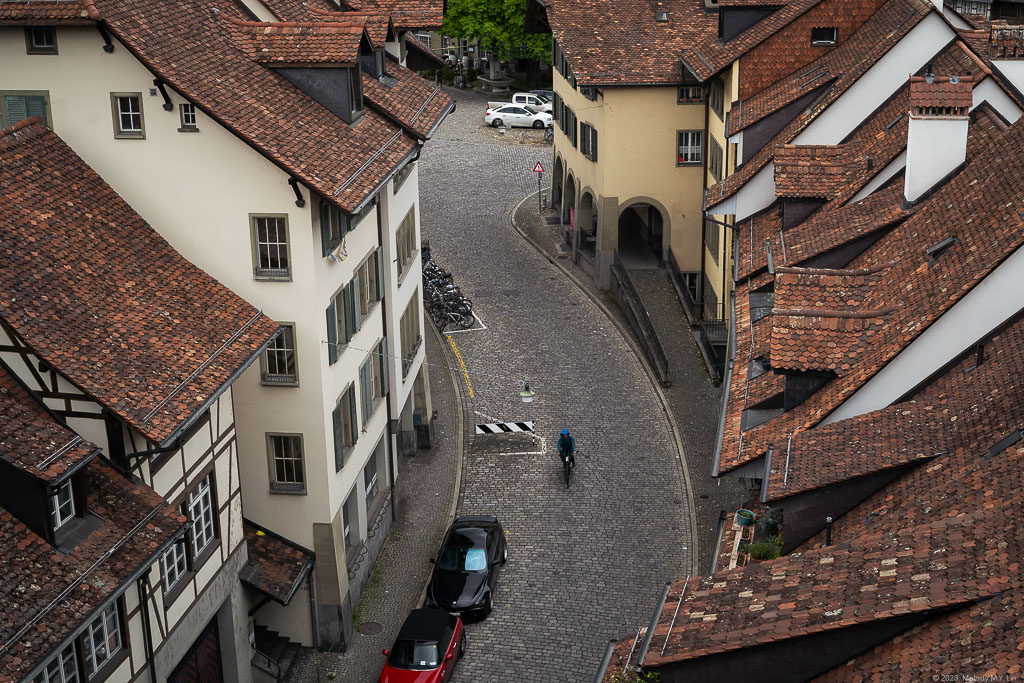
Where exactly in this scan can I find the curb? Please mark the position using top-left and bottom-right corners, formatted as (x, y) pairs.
(506, 190), (702, 578)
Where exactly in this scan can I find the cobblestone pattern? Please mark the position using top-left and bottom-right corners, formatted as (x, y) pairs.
(511, 166), (747, 575)
(422, 89), (693, 683)
(286, 328), (461, 683)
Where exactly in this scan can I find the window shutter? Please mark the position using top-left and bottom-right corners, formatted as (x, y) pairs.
(374, 247), (384, 300)
(333, 404), (344, 471)
(326, 302), (338, 364)
(5, 96), (28, 126)
(320, 201), (332, 257)
(379, 340), (389, 396)
(348, 385), (359, 445)
(352, 270), (364, 329)
(360, 360), (372, 422)
(344, 283), (357, 341)
(592, 129), (598, 162)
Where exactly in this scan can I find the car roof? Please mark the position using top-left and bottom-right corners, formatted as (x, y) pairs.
(453, 515), (499, 527)
(396, 608), (453, 643)
(445, 527), (487, 549)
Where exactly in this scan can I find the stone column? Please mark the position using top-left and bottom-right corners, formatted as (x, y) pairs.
(595, 196), (619, 290)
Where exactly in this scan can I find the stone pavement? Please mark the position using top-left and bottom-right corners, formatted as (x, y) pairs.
(511, 183), (747, 576)
(286, 326), (462, 683)
(420, 88), (694, 682)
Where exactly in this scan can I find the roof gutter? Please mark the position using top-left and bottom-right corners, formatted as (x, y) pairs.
(711, 286), (737, 478)
(348, 144), (421, 215)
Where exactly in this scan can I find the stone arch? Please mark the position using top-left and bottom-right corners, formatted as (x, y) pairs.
(562, 171), (577, 226)
(578, 188), (598, 257)
(552, 155), (564, 207)
(617, 196), (670, 266)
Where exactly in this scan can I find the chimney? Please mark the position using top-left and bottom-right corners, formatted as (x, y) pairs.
(905, 71), (972, 203)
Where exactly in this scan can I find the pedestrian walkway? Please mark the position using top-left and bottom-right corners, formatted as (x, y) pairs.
(286, 327), (462, 682)
(513, 201), (747, 574)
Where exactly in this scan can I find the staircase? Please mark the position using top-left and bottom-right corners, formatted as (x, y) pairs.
(252, 624), (302, 682)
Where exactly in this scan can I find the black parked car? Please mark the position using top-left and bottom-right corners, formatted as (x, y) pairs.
(426, 515), (506, 618)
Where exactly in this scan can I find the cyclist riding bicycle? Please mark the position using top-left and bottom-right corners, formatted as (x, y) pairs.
(557, 428), (577, 468)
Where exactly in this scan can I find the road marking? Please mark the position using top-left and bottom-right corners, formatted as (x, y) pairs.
(447, 335), (474, 399)
(444, 310), (487, 334)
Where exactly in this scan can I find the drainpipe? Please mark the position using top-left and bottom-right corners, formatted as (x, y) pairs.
(375, 195), (399, 523)
(136, 576), (157, 683)
(307, 565), (319, 650)
(698, 82), (711, 313)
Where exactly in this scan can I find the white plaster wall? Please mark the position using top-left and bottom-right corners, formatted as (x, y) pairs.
(992, 61), (1024, 97)
(847, 150), (906, 204)
(905, 116), (967, 201)
(972, 76), (1023, 122)
(824, 244), (1024, 424)
(733, 161), (776, 222)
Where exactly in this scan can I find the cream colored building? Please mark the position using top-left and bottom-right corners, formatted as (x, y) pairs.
(0, 0), (450, 656)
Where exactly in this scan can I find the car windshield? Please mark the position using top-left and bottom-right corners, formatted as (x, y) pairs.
(535, 94), (551, 103)
(388, 640), (440, 670)
(523, 105), (539, 114)
(437, 546), (487, 572)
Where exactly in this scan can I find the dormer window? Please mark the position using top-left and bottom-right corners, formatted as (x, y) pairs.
(376, 51), (386, 78)
(25, 26), (57, 54)
(50, 480), (75, 530)
(811, 27), (837, 46)
(348, 67), (363, 121)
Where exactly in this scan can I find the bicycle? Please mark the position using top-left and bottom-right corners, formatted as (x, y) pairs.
(562, 451), (572, 488)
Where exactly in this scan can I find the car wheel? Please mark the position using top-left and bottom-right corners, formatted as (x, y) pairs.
(483, 592), (492, 616)
(491, 119), (503, 128)
(502, 543), (507, 564)
(533, 120), (544, 129)
(458, 633), (466, 657)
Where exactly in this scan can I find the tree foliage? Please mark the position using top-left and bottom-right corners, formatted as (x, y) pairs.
(442, 0), (550, 62)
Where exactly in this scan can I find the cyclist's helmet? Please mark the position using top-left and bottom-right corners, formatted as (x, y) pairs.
(562, 428), (569, 435)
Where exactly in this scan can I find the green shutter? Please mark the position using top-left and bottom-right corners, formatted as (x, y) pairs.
(4, 96), (27, 127)
(374, 247), (384, 300)
(360, 360), (372, 423)
(592, 129), (598, 162)
(379, 340), (389, 397)
(352, 270), (363, 329)
(320, 201), (332, 257)
(326, 302), (338, 364)
(344, 282), (357, 341)
(333, 403), (344, 471)
(348, 385), (359, 446)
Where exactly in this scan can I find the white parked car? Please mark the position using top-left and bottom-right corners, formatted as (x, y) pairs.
(484, 104), (553, 129)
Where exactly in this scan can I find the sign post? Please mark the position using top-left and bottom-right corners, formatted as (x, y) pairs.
(533, 161), (545, 213)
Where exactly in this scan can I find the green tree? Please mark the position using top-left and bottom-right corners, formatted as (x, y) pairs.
(442, 0), (550, 64)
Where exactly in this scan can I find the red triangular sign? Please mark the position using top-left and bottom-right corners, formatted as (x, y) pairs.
(533, 162), (545, 173)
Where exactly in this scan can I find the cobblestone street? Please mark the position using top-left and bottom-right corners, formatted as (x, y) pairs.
(420, 89), (694, 682)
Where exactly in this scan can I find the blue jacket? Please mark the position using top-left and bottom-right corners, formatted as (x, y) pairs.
(557, 433), (576, 455)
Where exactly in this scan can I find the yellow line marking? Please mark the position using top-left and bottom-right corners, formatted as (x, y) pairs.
(447, 335), (475, 399)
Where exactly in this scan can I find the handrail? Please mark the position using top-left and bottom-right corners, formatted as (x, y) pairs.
(251, 647), (282, 682)
(611, 252), (670, 385)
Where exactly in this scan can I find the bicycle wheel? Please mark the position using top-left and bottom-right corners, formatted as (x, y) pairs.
(458, 310), (475, 328)
(564, 458), (572, 488)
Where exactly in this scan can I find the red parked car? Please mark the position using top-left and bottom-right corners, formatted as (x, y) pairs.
(377, 608), (465, 683)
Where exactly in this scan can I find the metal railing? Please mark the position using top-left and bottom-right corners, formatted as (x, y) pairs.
(610, 252), (670, 386)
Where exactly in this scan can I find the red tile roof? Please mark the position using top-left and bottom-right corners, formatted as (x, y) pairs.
(405, 30), (444, 66)
(241, 519), (314, 605)
(773, 144), (849, 198)
(0, 363), (98, 483)
(0, 459), (185, 680)
(909, 74), (974, 109)
(0, 0), (450, 214)
(225, 18), (365, 64)
(0, 121), (278, 445)
(351, 0), (443, 30)
(0, 0), (93, 24)
(363, 55), (451, 138)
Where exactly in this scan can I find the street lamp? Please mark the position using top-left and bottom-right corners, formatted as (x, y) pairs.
(519, 380), (535, 403)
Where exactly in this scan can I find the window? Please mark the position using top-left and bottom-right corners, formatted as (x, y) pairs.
(187, 474), (216, 556)
(364, 438), (387, 513)
(708, 136), (724, 181)
(1, 91), (51, 128)
(37, 643), (77, 683)
(269, 434), (305, 493)
(580, 123), (598, 162)
(261, 323), (298, 386)
(25, 27), (57, 54)
(161, 538), (189, 591)
(552, 93), (560, 123)
(375, 50), (386, 77)
(333, 384), (358, 471)
(811, 27), (838, 45)
(678, 86), (704, 104)
(83, 603), (122, 676)
(581, 86), (597, 101)
(326, 249), (382, 364)
(355, 248), (383, 319)
(704, 217), (721, 265)
(319, 199), (351, 258)
(178, 103), (198, 132)
(400, 294), (422, 378)
(251, 215), (291, 280)
(709, 78), (725, 120)
(348, 67), (363, 121)
(396, 207), (417, 278)
(414, 31), (432, 49)
(677, 130), (703, 165)
(393, 161), (415, 194)
(50, 481), (75, 531)
(359, 342), (387, 424)
(560, 104), (577, 147)
(342, 488), (359, 558)
(111, 93), (144, 139)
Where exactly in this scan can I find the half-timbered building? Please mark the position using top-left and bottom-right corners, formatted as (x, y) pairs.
(0, 119), (279, 682)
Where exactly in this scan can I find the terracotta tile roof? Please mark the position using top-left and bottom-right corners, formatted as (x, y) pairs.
(5, 0), (429, 214)
(644, 510), (1007, 667)
(0, 0), (94, 24)
(909, 74), (974, 109)
(0, 121), (279, 445)
(351, 0), (443, 30)
(718, 108), (1024, 474)
(0, 363), (98, 483)
(405, 30), (444, 66)
(241, 519), (314, 605)
(762, 400), (946, 500)
(706, 0), (933, 209)
(225, 17), (365, 64)
(0, 459), (185, 680)
(362, 55), (453, 139)
(304, 6), (396, 47)
(773, 144), (848, 197)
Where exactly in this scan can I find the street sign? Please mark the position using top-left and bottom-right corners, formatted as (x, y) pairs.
(533, 162), (545, 173)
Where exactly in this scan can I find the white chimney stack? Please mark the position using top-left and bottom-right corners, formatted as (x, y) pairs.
(904, 71), (972, 204)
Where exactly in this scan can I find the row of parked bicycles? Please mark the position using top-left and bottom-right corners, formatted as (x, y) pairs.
(422, 244), (475, 331)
